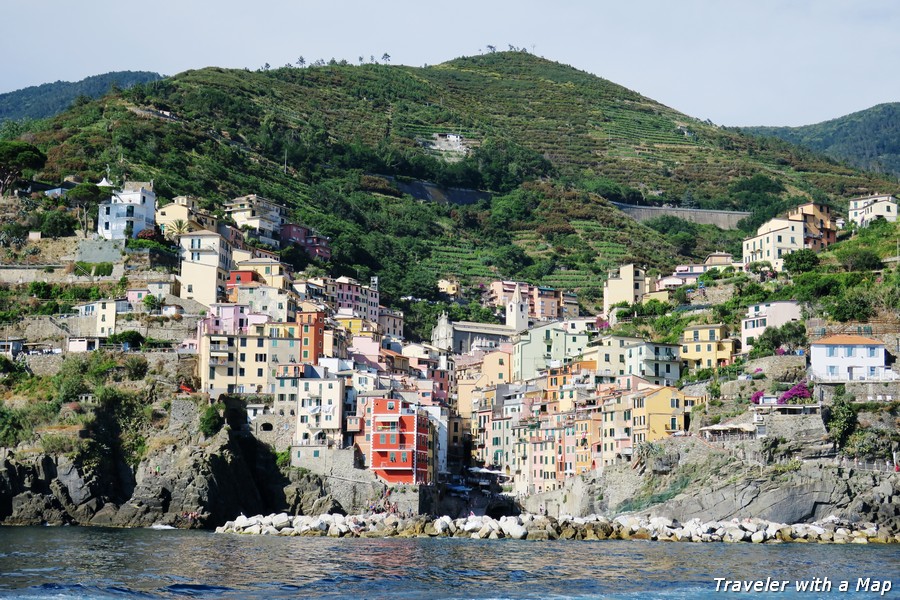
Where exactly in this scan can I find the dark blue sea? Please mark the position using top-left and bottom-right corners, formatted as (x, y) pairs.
(0, 526), (897, 599)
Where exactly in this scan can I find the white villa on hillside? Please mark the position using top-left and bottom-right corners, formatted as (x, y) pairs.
(97, 181), (156, 240)
(809, 334), (897, 382)
(848, 194), (898, 228)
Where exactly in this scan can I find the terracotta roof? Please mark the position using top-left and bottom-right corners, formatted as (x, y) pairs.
(812, 334), (884, 346)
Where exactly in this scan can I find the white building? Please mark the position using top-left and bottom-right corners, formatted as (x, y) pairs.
(225, 194), (288, 248)
(741, 301), (803, 352)
(624, 340), (681, 386)
(97, 182), (156, 240)
(848, 194), (898, 228)
(809, 334), (898, 382)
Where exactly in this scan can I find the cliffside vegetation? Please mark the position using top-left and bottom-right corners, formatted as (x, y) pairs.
(4, 53), (898, 309)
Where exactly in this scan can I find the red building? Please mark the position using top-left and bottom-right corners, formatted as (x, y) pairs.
(361, 397), (431, 485)
(226, 270), (261, 289)
(281, 223), (332, 261)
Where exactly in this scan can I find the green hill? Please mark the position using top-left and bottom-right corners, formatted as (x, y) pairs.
(0, 71), (162, 123)
(8, 52), (900, 304)
(742, 103), (900, 179)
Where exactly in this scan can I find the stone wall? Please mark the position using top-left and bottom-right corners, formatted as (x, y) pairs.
(816, 381), (900, 404)
(610, 202), (750, 229)
(0, 266), (121, 285)
(250, 414), (295, 452)
(288, 446), (387, 515)
(764, 413), (827, 441)
(23, 353), (65, 376)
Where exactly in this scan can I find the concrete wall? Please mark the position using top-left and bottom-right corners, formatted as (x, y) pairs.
(611, 202), (750, 230)
(76, 239), (125, 263)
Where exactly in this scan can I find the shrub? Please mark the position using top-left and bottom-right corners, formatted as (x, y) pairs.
(275, 449), (291, 469)
(124, 356), (149, 380)
(199, 403), (224, 437)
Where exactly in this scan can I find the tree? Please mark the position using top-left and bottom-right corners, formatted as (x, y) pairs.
(486, 45), (496, 53)
(167, 219), (190, 240)
(143, 294), (162, 314)
(381, 53), (391, 63)
(0, 141), (46, 197)
(836, 248), (882, 272)
(296, 56), (305, 68)
(66, 183), (103, 237)
(782, 249), (819, 274)
(827, 390), (857, 448)
(40, 210), (76, 238)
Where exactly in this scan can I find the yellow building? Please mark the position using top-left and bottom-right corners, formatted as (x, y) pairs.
(455, 350), (511, 419)
(680, 323), (739, 371)
(235, 258), (293, 291)
(602, 264), (652, 318)
(334, 312), (381, 340)
(437, 278), (462, 298)
(632, 387), (703, 444)
(179, 230), (232, 309)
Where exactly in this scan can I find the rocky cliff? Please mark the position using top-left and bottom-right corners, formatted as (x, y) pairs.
(0, 399), (340, 528)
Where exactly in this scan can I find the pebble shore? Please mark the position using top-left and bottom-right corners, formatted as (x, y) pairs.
(216, 512), (898, 544)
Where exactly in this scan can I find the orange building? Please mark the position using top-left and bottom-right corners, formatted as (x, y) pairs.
(362, 398), (431, 485)
(297, 307), (325, 364)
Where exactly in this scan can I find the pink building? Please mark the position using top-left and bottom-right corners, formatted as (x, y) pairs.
(335, 276), (380, 322)
(281, 224), (331, 261)
(487, 280), (571, 320)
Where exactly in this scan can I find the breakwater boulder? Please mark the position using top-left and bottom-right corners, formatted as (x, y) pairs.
(216, 512), (899, 544)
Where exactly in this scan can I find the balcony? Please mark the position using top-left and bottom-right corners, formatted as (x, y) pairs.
(209, 357), (230, 366)
(373, 444), (417, 451)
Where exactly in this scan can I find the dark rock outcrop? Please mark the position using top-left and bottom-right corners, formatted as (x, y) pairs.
(0, 399), (333, 528)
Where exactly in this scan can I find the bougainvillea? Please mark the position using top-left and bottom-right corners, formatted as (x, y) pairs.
(778, 381), (811, 404)
(750, 390), (765, 404)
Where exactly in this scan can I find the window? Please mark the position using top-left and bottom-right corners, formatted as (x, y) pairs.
(846, 346), (855, 357)
(187, 284), (193, 293)
(387, 401), (395, 410)
(379, 434), (385, 444)
(868, 346), (878, 358)
(826, 346), (836, 357)
(827, 365), (837, 376)
(670, 397), (680, 408)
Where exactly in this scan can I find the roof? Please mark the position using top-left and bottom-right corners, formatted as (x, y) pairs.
(184, 229), (219, 237)
(812, 334), (884, 346)
(452, 321), (515, 335)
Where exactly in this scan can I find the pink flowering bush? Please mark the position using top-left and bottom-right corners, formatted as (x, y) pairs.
(778, 381), (811, 404)
(750, 390), (765, 404)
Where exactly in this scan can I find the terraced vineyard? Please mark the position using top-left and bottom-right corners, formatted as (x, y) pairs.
(421, 240), (498, 283)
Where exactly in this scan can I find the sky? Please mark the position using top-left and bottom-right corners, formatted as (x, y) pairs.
(2, 0), (898, 127)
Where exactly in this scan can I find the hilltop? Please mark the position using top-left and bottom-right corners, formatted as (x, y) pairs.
(743, 103), (900, 179)
(0, 71), (162, 124)
(8, 52), (900, 302)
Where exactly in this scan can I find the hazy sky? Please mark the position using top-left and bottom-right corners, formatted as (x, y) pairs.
(2, 1), (898, 126)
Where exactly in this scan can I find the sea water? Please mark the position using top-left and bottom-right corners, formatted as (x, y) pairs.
(0, 526), (896, 599)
